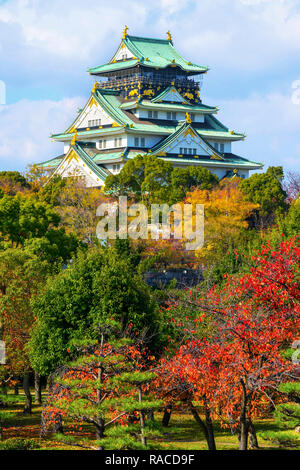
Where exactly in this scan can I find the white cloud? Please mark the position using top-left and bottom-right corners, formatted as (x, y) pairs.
(0, 96), (84, 170)
(215, 90), (300, 172)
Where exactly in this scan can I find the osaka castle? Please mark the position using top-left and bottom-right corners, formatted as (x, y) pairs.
(39, 28), (263, 187)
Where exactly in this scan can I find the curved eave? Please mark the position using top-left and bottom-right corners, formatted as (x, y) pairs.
(156, 156), (263, 170)
(136, 102), (218, 114)
(197, 130), (245, 141)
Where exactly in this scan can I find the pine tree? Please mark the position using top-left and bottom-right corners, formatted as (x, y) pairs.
(260, 381), (300, 449)
(42, 321), (163, 450)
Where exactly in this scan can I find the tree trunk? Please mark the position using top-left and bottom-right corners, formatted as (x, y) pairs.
(14, 384), (19, 395)
(34, 372), (42, 405)
(189, 402), (216, 451)
(162, 405), (172, 427)
(147, 410), (154, 421)
(23, 371), (32, 414)
(204, 405), (216, 451)
(95, 418), (105, 450)
(238, 379), (249, 450)
(138, 385), (147, 447)
(248, 419), (259, 449)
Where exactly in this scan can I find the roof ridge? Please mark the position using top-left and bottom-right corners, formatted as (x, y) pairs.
(126, 35), (170, 43)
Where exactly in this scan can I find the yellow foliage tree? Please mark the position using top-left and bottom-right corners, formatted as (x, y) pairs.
(184, 178), (259, 264)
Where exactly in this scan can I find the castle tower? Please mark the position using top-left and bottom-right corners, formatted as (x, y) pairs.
(38, 29), (263, 187)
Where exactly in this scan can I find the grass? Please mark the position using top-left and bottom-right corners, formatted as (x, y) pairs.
(0, 389), (284, 450)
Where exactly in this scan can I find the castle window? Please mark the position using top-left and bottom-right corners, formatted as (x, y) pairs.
(148, 110), (158, 119)
(119, 138), (122, 147)
(167, 112), (177, 120)
(220, 143), (224, 153)
(113, 164), (121, 171)
(134, 137), (139, 146)
(88, 119), (101, 127)
(191, 114), (195, 122)
(141, 137), (145, 147)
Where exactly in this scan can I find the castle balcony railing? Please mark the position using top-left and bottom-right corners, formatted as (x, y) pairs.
(97, 74), (202, 91)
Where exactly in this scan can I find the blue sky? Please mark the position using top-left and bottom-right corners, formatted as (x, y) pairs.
(0, 0), (300, 173)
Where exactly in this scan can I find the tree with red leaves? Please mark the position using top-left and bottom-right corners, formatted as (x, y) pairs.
(159, 237), (300, 450)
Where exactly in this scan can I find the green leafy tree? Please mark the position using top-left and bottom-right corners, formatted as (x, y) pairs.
(0, 194), (59, 247)
(0, 171), (30, 195)
(169, 166), (218, 203)
(28, 246), (164, 375)
(105, 154), (173, 204)
(105, 154), (218, 205)
(239, 166), (287, 227)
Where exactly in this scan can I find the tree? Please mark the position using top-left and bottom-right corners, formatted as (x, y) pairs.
(105, 154), (219, 205)
(42, 323), (162, 450)
(239, 166), (287, 227)
(184, 179), (258, 272)
(169, 166), (218, 203)
(0, 171), (30, 195)
(52, 177), (107, 245)
(260, 346), (300, 449)
(162, 236), (300, 450)
(0, 249), (57, 413)
(105, 154), (173, 204)
(28, 245), (164, 376)
(0, 194), (60, 247)
(283, 170), (300, 201)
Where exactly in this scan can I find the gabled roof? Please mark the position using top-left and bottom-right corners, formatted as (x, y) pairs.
(150, 121), (225, 160)
(50, 143), (110, 185)
(89, 35), (208, 75)
(151, 86), (190, 104)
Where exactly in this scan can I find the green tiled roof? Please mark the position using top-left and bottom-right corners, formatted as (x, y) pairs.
(89, 35), (208, 75)
(73, 144), (110, 180)
(94, 89), (133, 126)
(158, 155), (262, 169)
(37, 155), (64, 168)
(120, 99), (217, 114)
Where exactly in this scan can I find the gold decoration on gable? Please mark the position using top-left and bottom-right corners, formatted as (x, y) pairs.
(88, 97), (98, 108)
(210, 153), (223, 161)
(66, 150), (79, 164)
(184, 127), (197, 138)
(68, 126), (77, 134)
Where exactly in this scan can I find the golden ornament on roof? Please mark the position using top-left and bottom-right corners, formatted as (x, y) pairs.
(122, 26), (129, 39)
(71, 129), (78, 146)
(185, 112), (192, 124)
(166, 31), (172, 41)
(92, 81), (98, 93)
